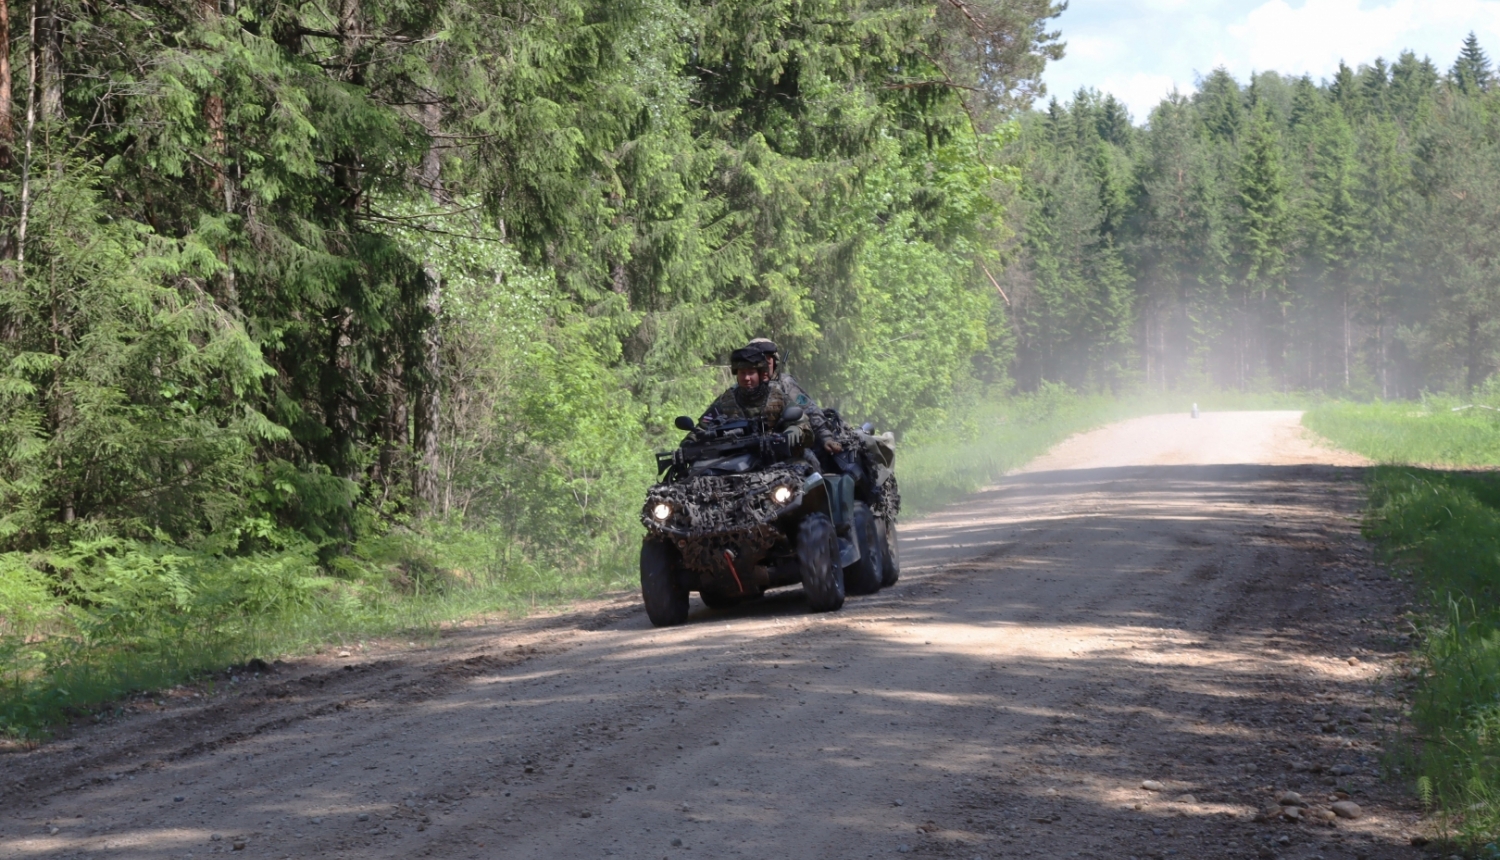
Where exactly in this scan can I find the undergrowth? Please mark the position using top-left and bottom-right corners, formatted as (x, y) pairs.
(1309, 398), (1500, 849)
(0, 526), (633, 738)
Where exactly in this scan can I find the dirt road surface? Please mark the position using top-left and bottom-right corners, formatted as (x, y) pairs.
(2, 411), (1426, 860)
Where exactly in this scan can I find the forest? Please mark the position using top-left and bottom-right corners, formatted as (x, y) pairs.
(0, 0), (1497, 733)
(1010, 34), (1500, 398)
(0, 0), (1057, 572)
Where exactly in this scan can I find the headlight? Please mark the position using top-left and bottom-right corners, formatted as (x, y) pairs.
(771, 486), (793, 505)
(652, 503), (672, 521)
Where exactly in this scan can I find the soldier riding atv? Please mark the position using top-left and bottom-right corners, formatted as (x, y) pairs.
(637, 347), (900, 627)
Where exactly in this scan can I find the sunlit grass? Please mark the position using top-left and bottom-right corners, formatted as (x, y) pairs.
(1305, 399), (1500, 467)
(1309, 398), (1500, 849)
(1362, 467), (1500, 850)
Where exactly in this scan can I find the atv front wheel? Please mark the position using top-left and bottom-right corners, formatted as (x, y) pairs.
(878, 517), (900, 587)
(798, 513), (845, 612)
(844, 502), (884, 595)
(641, 538), (690, 627)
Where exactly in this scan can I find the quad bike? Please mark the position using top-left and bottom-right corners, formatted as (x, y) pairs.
(637, 406), (900, 627)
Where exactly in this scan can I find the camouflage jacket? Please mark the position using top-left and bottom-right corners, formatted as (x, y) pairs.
(696, 383), (810, 440)
(772, 374), (833, 447)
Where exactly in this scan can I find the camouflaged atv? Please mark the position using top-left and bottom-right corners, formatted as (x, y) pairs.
(638, 407), (900, 627)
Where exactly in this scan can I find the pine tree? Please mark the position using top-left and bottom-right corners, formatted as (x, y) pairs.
(1330, 61), (1361, 115)
(1237, 102), (1291, 291)
(1359, 58), (1390, 117)
(1451, 32), (1493, 95)
(1389, 51), (1439, 126)
(1195, 68), (1243, 142)
(1307, 105), (1360, 389)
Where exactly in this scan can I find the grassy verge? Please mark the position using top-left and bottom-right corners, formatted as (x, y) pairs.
(1306, 400), (1500, 850)
(0, 387), (1307, 740)
(1304, 399), (1500, 466)
(0, 528), (635, 740)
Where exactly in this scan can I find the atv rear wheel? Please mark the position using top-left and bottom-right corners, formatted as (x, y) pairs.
(878, 517), (900, 587)
(798, 513), (845, 612)
(844, 502), (884, 595)
(640, 538), (690, 627)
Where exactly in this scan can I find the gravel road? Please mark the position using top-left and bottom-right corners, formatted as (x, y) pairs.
(1, 411), (1426, 860)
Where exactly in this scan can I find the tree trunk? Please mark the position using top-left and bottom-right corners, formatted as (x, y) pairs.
(413, 262), (442, 514)
(198, 0), (236, 309)
(1467, 312), (1482, 393)
(0, 0), (15, 291)
(412, 99), (444, 515)
(16, 0), (37, 269)
(36, 0), (57, 122)
(0, 0), (14, 159)
(1342, 292), (1350, 390)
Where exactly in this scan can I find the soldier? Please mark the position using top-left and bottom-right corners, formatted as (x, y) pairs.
(692, 346), (812, 453)
(746, 338), (843, 454)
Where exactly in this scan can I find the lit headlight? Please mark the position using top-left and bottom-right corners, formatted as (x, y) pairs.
(771, 486), (793, 505)
(652, 503), (672, 521)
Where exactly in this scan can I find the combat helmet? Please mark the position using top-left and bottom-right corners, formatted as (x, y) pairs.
(729, 345), (770, 371)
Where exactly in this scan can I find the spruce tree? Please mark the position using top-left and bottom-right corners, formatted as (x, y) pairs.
(1195, 68), (1243, 142)
(1389, 51), (1439, 126)
(1451, 32), (1494, 94)
(1236, 101), (1291, 291)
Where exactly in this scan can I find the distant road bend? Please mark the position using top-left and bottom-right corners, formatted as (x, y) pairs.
(3, 411), (1428, 860)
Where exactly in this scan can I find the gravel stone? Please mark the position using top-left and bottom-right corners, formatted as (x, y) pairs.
(1331, 801), (1363, 820)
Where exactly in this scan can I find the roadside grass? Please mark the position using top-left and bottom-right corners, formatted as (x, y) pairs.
(0, 387), (1310, 740)
(1307, 399), (1500, 850)
(0, 528), (634, 740)
(1303, 399), (1500, 466)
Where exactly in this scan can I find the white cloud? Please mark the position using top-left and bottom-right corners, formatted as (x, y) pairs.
(1093, 73), (1189, 121)
(1065, 34), (1125, 63)
(1230, 0), (1414, 75)
(1042, 0), (1500, 120)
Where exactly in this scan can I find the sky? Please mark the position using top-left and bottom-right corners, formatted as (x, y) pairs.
(1040, 0), (1500, 121)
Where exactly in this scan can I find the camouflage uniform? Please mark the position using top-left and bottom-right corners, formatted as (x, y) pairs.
(744, 337), (835, 450)
(771, 373), (835, 450)
(693, 345), (812, 455)
(697, 382), (809, 438)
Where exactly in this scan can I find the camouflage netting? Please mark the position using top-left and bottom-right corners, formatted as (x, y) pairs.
(825, 415), (901, 520)
(642, 461), (814, 577)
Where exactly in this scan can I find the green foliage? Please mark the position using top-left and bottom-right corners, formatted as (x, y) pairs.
(1452, 33), (1495, 96)
(0, 159), (281, 548)
(1010, 94), (1137, 391)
